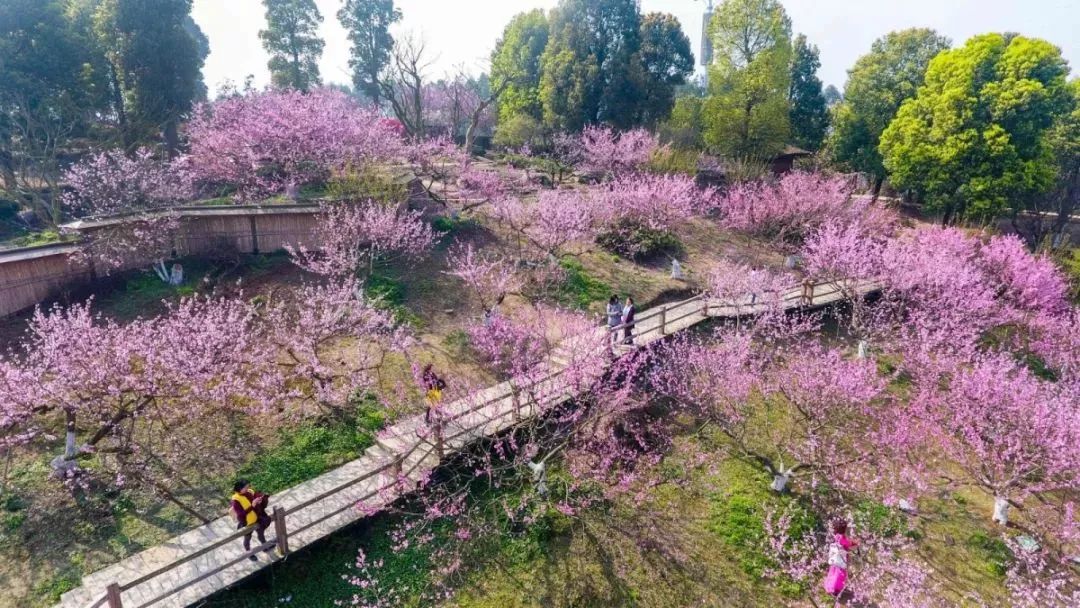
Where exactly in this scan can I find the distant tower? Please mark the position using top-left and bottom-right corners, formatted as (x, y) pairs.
(699, 0), (715, 67)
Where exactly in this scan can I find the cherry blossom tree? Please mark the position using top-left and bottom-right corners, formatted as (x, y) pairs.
(489, 189), (599, 261)
(61, 148), (196, 218)
(578, 126), (659, 178)
(186, 88), (403, 199)
(705, 259), (795, 320)
(0, 296), (284, 520)
(287, 201), (438, 278)
(718, 172), (894, 250)
(269, 279), (410, 419)
(910, 353), (1080, 526)
(60, 148), (197, 273)
(653, 327), (886, 493)
(592, 173), (707, 258)
(445, 243), (522, 312)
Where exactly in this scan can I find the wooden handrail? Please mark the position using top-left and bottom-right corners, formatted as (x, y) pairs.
(82, 279), (881, 608)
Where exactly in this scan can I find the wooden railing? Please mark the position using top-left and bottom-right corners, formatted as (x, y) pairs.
(77, 279), (866, 608)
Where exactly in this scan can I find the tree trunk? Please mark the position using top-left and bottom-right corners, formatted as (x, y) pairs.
(162, 120), (180, 159)
(870, 176), (884, 202)
(64, 410), (77, 460)
(770, 468), (792, 492)
(992, 496), (1010, 526)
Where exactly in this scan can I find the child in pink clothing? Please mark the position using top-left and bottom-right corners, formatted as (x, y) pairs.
(823, 519), (858, 597)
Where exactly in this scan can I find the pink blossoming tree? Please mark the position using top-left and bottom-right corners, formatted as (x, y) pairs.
(186, 88), (403, 200)
(910, 353), (1080, 526)
(287, 201), (438, 278)
(578, 126), (659, 178)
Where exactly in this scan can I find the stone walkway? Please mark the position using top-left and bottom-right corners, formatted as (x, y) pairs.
(58, 280), (871, 608)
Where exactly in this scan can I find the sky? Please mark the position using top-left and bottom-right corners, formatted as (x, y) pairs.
(192, 0), (1080, 98)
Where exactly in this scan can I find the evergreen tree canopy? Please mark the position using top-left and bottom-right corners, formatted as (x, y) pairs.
(827, 28), (950, 186)
(789, 34), (829, 150)
(880, 33), (1074, 223)
(338, 0), (400, 105)
(702, 0), (792, 158)
(491, 10), (550, 123)
(260, 0), (324, 91)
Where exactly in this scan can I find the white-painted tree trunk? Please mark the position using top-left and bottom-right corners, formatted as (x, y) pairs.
(770, 469), (792, 492)
(527, 460), (548, 497)
(993, 496), (1010, 526)
(857, 340), (869, 359)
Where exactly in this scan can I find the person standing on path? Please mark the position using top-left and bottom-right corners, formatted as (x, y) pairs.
(230, 479), (274, 561)
(621, 296), (636, 345)
(823, 519), (858, 602)
(606, 295), (622, 346)
(422, 364), (447, 424)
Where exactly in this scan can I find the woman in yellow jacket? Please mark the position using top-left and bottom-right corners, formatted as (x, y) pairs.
(230, 479), (273, 561)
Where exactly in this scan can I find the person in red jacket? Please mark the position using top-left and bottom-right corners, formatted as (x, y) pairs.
(230, 479), (273, 561)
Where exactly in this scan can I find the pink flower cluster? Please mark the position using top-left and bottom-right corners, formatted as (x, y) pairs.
(62, 148), (196, 218)
(287, 201), (438, 278)
(578, 126), (659, 177)
(719, 171), (894, 249)
(186, 88), (404, 199)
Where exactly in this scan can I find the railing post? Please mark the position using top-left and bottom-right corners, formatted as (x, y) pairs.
(391, 453), (403, 482)
(511, 383), (521, 423)
(659, 305), (667, 335)
(273, 506), (290, 556)
(106, 583), (123, 608)
(802, 279), (814, 306)
(435, 419), (445, 458)
(702, 298), (709, 317)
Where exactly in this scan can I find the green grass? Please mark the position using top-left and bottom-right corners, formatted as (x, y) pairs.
(31, 569), (81, 605)
(965, 531), (1013, 578)
(557, 257), (612, 310)
(0, 229), (69, 249)
(236, 394), (387, 495)
(365, 272), (425, 328)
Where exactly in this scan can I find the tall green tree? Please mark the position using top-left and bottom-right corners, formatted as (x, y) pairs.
(1011, 79), (1080, 246)
(823, 84), (842, 107)
(0, 0), (107, 223)
(827, 28), (950, 194)
(788, 34), (828, 150)
(491, 10), (550, 123)
(94, 0), (208, 155)
(338, 0), (400, 105)
(539, 0), (642, 131)
(702, 0), (792, 158)
(638, 13), (694, 126)
(260, 0), (324, 91)
(880, 34), (1073, 224)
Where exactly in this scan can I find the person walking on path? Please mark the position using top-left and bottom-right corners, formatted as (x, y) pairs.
(823, 519), (858, 602)
(230, 479), (274, 561)
(621, 296), (636, 345)
(422, 364), (447, 424)
(606, 295), (622, 346)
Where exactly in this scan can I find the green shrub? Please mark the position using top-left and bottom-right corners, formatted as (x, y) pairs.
(597, 219), (682, 260)
(327, 164), (408, 204)
(966, 532), (1012, 578)
(646, 147), (699, 176)
(557, 257), (612, 310)
(493, 114), (545, 150)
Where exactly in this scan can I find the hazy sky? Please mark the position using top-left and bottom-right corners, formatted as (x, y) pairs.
(192, 0), (1080, 97)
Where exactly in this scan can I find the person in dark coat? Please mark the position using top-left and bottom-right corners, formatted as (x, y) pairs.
(621, 296), (636, 345)
(230, 479), (273, 560)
